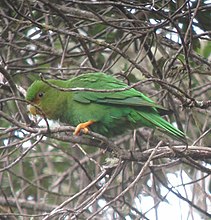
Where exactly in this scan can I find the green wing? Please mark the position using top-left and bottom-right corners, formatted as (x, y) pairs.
(69, 72), (167, 112)
(66, 72), (186, 142)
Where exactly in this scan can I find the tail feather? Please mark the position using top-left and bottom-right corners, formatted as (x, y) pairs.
(138, 111), (187, 143)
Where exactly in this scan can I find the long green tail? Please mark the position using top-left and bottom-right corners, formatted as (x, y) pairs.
(138, 111), (187, 143)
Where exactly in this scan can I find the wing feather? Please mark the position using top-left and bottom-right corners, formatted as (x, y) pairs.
(70, 73), (167, 112)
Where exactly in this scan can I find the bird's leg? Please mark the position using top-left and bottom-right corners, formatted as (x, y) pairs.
(74, 120), (95, 135)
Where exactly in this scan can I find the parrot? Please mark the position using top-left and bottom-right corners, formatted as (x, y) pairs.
(26, 72), (186, 143)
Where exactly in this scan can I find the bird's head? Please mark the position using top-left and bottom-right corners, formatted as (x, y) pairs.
(26, 80), (50, 116)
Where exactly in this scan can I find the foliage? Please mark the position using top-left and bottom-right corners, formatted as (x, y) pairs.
(0, 0), (210, 219)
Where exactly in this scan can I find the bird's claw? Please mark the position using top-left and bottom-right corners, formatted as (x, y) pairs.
(73, 120), (94, 135)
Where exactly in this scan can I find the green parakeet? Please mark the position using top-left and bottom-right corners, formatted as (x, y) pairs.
(26, 72), (186, 142)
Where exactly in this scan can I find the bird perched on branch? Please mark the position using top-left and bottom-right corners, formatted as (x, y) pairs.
(26, 72), (186, 143)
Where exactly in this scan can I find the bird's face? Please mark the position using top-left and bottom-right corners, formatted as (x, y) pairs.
(26, 81), (50, 117)
(27, 92), (45, 116)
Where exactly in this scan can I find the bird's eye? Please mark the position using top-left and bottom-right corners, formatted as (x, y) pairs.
(38, 92), (44, 98)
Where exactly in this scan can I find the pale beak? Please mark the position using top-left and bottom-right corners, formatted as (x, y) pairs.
(27, 104), (37, 115)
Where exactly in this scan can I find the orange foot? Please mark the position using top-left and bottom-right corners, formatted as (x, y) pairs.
(74, 120), (95, 135)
